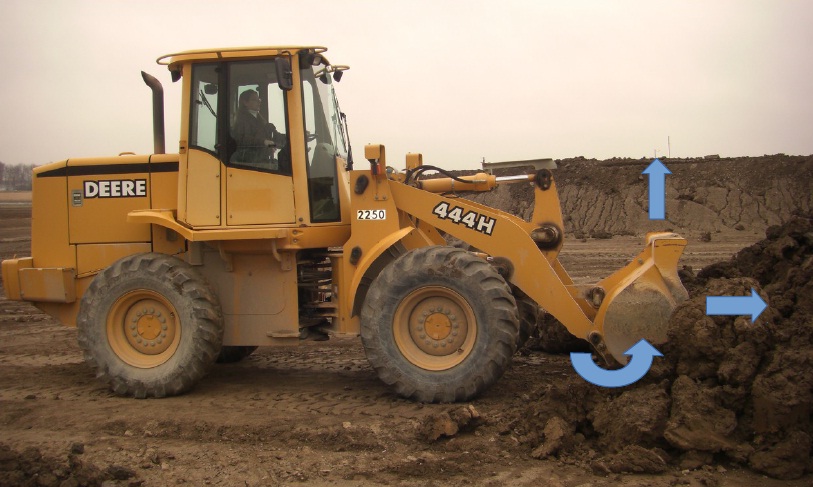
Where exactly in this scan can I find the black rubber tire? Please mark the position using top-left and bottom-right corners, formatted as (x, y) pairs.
(512, 287), (539, 350)
(515, 299), (537, 349)
(216, 346), (258, 363)
(361, 246), (519, 403)
(77, 253), (224, 398)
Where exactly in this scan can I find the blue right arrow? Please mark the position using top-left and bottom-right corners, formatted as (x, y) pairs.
(706, 287), (767, 323)
(642, 159), (671, 220)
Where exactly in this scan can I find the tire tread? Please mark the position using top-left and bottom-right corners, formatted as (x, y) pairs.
(361, 246), (519, 403)
(77, 253), (223, 398)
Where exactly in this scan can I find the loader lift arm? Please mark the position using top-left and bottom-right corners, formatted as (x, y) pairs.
(390, 174), (597, 340)
(379, 167), (687, 364)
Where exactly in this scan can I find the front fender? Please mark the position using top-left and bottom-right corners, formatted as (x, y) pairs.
(347, 227), (413, 317)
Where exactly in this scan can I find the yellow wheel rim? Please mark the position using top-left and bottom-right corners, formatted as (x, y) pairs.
(393, 286), (477, 371)
(107, 290), (181, 368)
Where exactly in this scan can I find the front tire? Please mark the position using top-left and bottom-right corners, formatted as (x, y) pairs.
(77, 253), (223, 398)
(361, 246), (519, 403)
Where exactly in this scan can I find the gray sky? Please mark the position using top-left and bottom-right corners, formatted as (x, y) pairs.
(1, 0), (812, 170)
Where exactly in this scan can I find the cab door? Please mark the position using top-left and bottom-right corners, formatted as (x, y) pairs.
(226, 167), (296, 225)
(184, 63), (221, 227)
(225, 61), (296, 226)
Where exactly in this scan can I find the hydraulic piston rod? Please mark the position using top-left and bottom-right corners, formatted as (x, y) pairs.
(417, 172), (536, 194)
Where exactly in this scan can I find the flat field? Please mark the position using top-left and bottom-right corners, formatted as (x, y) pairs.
(3, 201), (808, 486)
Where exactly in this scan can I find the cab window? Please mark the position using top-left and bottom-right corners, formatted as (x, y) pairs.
(227, 61), (291, 175)
(301, 65), (342, 222)
(189, 63), (218, 155)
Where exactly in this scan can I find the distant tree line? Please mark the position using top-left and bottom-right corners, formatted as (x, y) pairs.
(0, 162), (36, 191)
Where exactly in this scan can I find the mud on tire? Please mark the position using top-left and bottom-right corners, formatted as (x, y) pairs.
(77, 253), (224, 398)
(361, 246), (519, 403)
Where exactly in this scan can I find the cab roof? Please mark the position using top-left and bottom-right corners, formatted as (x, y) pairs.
(157, 46), (328, 68)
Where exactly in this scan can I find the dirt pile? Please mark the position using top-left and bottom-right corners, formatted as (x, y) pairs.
(664, 216), (813, 479)
(503, 216), (813, 480)
(0, 442), (135, 487)
(465, 154), (813, 238)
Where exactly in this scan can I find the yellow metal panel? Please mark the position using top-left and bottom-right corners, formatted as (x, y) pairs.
(152, 225), (186, 256)
(406, 153), (423, 171)
(31, 163), (74, 269)
(1, 257), (31, 300)
(68, 179), (151, 244)
(149, 153), (180, 210)
(330, 253), (359, 336)
(285, 54), (314, 225)
(177, 64), (192, 222)
(282, 225), (350, 249)
(364, 144), (385, 162)
(185, 149), (222, 226)
(129, 209), (291, 242)
(197, 249), (299, 346)
(335, 157), (352, 225)
(76, 243), (152, 277)
(339, 170), (405, 328)
(67, 154), (150, 166)
(226, 168), (296, 225)
(399, 220), (446, 250)
(214, 226), (350, 252)
(19, 267), (76, 303)
(34, 276), (90, 327)
(64, 155), (174, 244)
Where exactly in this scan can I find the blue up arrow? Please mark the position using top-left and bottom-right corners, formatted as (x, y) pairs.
(706, 287), (767, 323)
(571, 339), (662, 388)
(642, 159), (671, 220)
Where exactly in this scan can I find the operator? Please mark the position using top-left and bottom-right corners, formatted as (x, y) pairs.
(231, 89), (287, 169)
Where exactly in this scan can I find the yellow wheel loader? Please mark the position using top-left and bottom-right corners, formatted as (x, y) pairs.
(1, 46), (688, 401)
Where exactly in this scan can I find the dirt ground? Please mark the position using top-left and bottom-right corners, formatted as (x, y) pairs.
(2, 196), (811, 487)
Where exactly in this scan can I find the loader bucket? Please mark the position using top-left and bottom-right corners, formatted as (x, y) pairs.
(593, 232), (689, 363)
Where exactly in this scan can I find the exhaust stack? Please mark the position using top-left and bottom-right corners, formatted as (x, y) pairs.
(140, 71), (165, 155)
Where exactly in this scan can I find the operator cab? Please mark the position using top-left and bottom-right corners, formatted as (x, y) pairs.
(159, 47), (352, 228)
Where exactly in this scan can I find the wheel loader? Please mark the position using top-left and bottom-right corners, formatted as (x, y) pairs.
(1, 46), (688, 401)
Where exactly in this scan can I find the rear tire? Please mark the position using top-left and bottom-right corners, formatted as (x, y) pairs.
(361, 246), (519, 403)
(77, 253), (223, 398)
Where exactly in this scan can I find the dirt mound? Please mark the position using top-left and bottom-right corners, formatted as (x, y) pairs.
(465, 154), (813, 238)
(504, 216), (813, 480)
(0, 442), (134, 487)
(664, 216), (813, 479)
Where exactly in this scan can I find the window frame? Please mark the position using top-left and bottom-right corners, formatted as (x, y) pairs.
(188, 62), (221, 158)
(188, 60), (294, 177)
(300, 66), (342, 223)
(226, 61), (293, 176)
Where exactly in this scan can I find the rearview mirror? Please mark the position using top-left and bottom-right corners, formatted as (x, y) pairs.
(275, 57), (293, 91)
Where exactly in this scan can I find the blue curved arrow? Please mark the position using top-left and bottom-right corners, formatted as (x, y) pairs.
(642, 159), (671, 220)
(571, 339), (662, 387)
